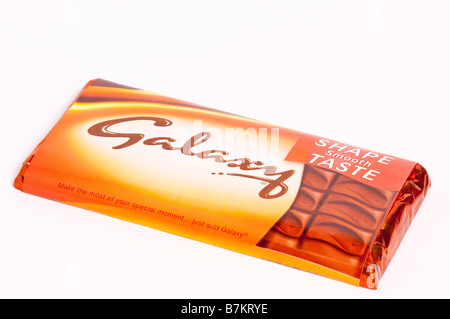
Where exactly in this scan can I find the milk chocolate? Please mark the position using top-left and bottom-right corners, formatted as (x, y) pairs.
(258, 165), (397, 279)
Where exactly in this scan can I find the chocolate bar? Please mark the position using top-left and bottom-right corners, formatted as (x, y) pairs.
(14, 79), (431, 289)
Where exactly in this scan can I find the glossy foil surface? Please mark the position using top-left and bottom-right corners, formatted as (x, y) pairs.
(14, 79), (431, 289)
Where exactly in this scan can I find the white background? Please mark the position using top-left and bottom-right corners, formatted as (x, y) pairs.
(1, 0), (449, 299)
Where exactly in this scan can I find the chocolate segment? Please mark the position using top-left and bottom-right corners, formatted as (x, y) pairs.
(305, 215), (372, 256)
(301, 165), (336, 190)
(274, 212), (306, 238)
(292, 185), (324, 212)
(318, 193), (385, 231)
(331, 175), (395, 209)
(257, 165), (397, 278)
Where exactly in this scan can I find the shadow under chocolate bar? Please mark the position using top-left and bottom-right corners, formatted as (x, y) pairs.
(257, 165), (398, 279)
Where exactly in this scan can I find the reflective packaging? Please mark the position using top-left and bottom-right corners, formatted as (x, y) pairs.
(15, 79), (431, 289)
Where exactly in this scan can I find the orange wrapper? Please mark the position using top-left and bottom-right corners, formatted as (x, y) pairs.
(14, 79), (431, 289)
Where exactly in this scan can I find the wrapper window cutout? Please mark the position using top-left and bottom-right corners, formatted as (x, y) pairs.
(15, 79), (430, 289)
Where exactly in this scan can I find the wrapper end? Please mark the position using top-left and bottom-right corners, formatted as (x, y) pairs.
(360, 163), (431, 289)
(14, 166), (26, 191)
(14, 152), (38, 191)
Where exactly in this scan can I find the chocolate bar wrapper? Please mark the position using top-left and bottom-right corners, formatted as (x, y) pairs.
(14, 79), (430, 289)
